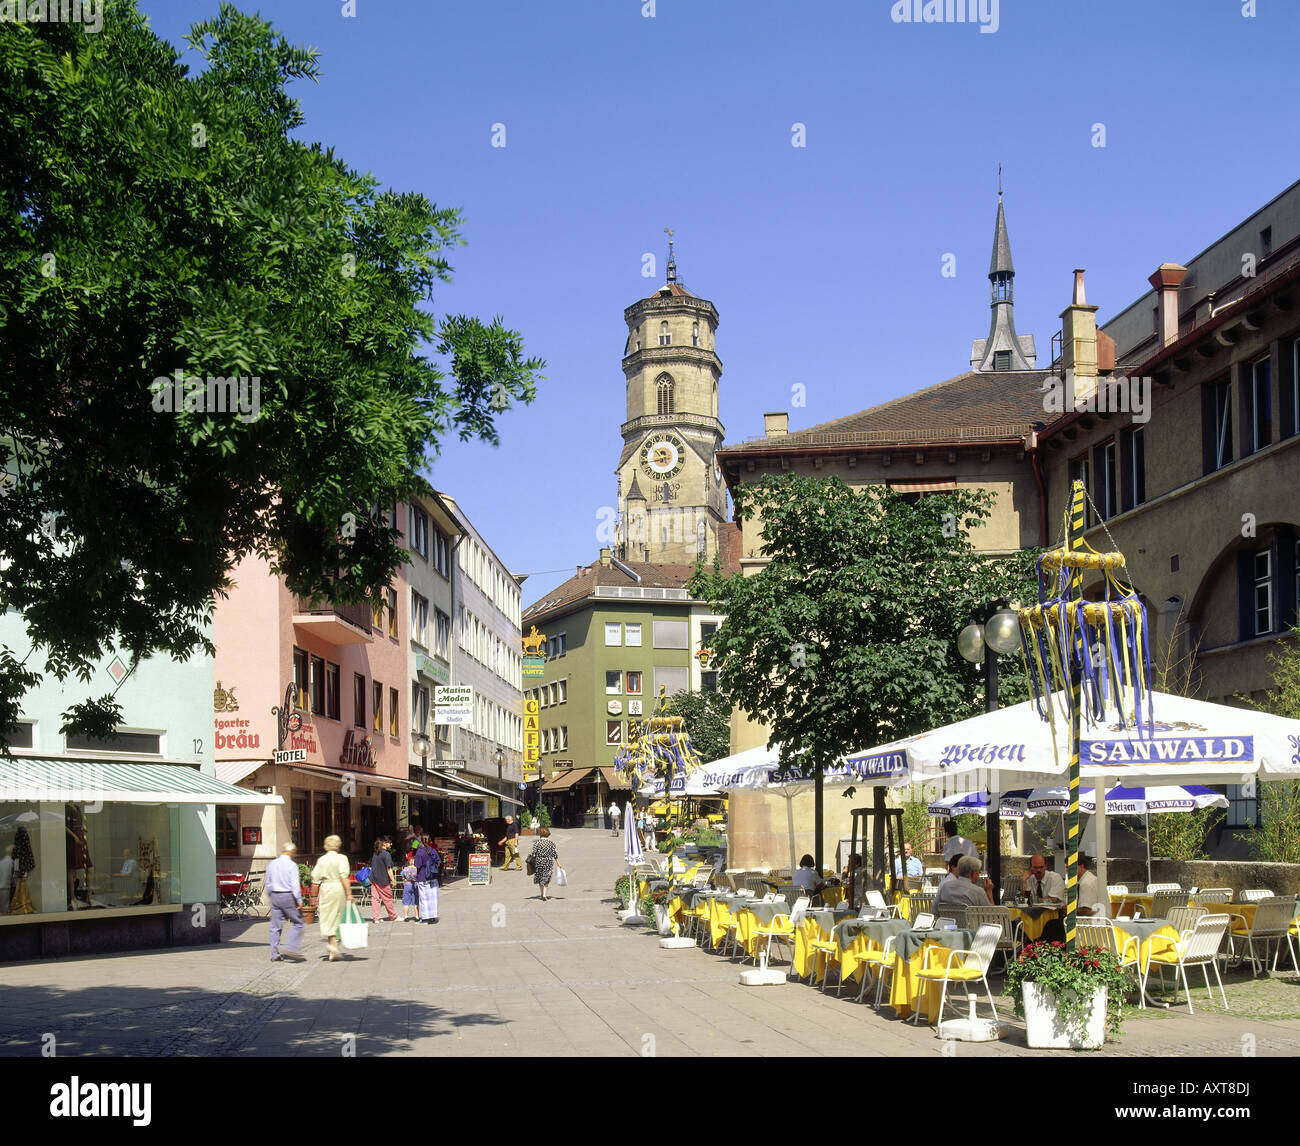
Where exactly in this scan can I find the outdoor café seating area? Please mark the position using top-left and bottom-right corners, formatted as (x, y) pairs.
(625, 856), (1300, 1037)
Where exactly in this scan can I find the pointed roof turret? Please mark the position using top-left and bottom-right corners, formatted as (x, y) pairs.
(626, 471), (646, 502)
(989, 193), (1015, 276)
(971, 185), (1036, 373)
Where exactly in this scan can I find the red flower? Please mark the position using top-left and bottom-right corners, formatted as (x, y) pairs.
(1052, 940), (1063, 947)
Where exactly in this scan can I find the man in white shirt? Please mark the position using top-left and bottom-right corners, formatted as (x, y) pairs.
(942, 820), (979, 863)
(608, 803), (621, 836)
(1020, 854), (1066, 904)
(936, 854), (961, 894)
(1076, 853), (1105, 917)
(264, 842), (306, 963)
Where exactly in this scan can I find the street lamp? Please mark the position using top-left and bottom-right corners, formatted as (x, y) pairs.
(413, 732), (431, 793)
(958, 602), (1021, 902)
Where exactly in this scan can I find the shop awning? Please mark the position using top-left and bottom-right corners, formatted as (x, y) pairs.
(215, 760), (262, 786)
(427, 768), (525, 808)
(541, 767), (594, 792)
(283, 764), (466, 800)
(0, 756), (283, 805)
(887, 478), (958, 494)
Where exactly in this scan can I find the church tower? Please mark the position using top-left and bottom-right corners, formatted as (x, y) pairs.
(615, 233), (727, 565)
(970, 188), (1037, 372)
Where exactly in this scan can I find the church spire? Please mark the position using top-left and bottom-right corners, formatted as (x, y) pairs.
(971, 182), (1036, 372)
(664, 226), (677, 283)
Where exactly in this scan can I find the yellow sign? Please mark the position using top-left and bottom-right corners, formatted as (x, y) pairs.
(524, 714), (538, 731)
(524, 730), (539, 747)
(524, 770), (540, 782)
(524, 698), (539, 716)
(525, 744), (539, 763)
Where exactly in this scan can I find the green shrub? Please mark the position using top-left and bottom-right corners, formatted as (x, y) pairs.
(537, 804), (552, 829)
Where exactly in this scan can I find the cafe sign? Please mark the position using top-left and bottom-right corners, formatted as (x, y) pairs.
(1082, 736), (1253, 765)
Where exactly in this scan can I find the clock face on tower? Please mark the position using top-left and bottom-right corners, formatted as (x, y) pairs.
(640, 432), (686, 479)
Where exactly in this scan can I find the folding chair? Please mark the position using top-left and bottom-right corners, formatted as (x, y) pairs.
(1190, 888), (1233, 908)
(756, 896), (810, 968)
(1239, 888), (1275, 903)
(965, 906), (1020, 970)
(1228, 897), (1298, 976)
(864, 889), (901, 918)
(1144, 914), (1232, 1012)
(1150, 890), (1189, 920)
(1147, 882), (1181, 895)
(1166, 906), (1206, 935)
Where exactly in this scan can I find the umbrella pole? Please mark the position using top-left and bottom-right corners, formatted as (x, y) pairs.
(1145, 811), (1152, 892)
(786, 789), (797, 874)
(1064, 481), (1086, 952)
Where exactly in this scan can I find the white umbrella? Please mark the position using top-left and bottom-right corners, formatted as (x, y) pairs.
(620, 798), (644, 916)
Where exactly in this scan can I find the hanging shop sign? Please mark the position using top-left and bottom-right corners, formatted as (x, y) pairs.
(434, 684), (473, 725)
(273, 748), (307, 765)
(522, 654), (546, 679)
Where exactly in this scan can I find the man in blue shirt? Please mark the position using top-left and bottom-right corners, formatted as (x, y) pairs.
(264, 842), (306, 962)
(893, 843), (923, 879)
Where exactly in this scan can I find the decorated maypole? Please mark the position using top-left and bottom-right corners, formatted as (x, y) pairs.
(613, 686), (704, 841)
(1015, 479), (1153, 950)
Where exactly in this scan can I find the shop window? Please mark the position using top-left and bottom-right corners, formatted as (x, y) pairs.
(65, 728), (161, 754)
(216, 805), (240, 855)
(313, 792), (331, 853)
(291, 791), (308, 843)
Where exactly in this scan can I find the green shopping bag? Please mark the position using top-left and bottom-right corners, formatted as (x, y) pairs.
(338, 900), (369, 949)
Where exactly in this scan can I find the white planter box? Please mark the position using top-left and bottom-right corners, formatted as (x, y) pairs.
(1022, 982), (1107, 1050)
(653, 904), (674, 936)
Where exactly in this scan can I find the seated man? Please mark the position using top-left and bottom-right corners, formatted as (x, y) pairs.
(893, 843), (923, 881)
(1020, 854), (1065, 904)
(792, 854), (825, 894)
(934, 856), (995, 909)
(936, 853), (961, 893)
(1076, 853), (1105, 917)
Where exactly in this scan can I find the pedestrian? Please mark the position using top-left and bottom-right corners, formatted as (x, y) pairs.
(498, 816), (522, 870)
(310, 834), (353, 962)
(265, 841), (306, 962)
(414, 832), (440, 924)
(608, 801), (621, 837)
(530, 827), (559, 901)
(369, 836), (399, 923)
(399, 856), (419, 922)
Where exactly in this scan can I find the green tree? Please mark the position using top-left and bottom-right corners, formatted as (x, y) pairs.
(1245, 627), (1300, 864)
(661, 689), (732, 766)
(688, 474), (1038, 866)
(0, 2), (544, 747)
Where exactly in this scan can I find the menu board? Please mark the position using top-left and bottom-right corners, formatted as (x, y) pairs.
(468, 851), (492, 886)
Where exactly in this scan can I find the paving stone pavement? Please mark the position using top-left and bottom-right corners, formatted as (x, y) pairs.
(2, 826), (1299, 1058)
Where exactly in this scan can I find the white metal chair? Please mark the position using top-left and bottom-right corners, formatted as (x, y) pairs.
(913, 911), (936, 931)
(1166, 905), (1206, 935)
(755, 896), (810, 967)
(856, 934), (898, 1005)
(1078, 917), (1144, 1007)
(1143, 913), (1232, 1012)
(1151, 890), (1189, 919)
(1107, 883), (1132, 896)
(1228, 896), (1298, 975)
(1146, 882), (1181, 895)
(965, 905), (1020, 969)
(1191, 888), (1233, 907)
(1239, 888), (1275, 903)
(864, 889), (901, 918)
(913, 923), (1002, 1033)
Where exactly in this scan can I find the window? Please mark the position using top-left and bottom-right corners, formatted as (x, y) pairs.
(658, 321), (670, 347)
(652, 619), (688, 649)
(435, 609), (451, 659)
(556, 632), (567, 657)
(325, 661), (340, 720)
(540, 686), (549, 708)
(216, 806), (239, 855)
(412, 683), (429, 734)
(626, 671), (642, 695)
(410, 505), (429, 559)
(605, 622), (622, 646)
(293, 647), (309, 709)
(692, 321), (699, 347)
(625, 622), (642, 647)
(1238, 532), (1299, 640)
(558, 679), (568, 704)
(354, 673), (366, 728)
(310, 654), (326, 715)
(373, 681), (383, 732)
(313, 792), (331, 853)
(387, 588), (398, 637)
(1226, 783), (1260, 828)
(654, 665), (689, 698)
(1253, 549), (1273, 636)
(1092, 437), (1119, 521)
(1260, 225), (1273, 258)
(411, 591), (429, 646)
(390, 687), (399, 738)
(605, 671), (622, 695)
(701, 671), (719, 693)
(66, 729), (163, 754)
(547, 682), (558, 707)
(371, 597), (384, 630)
(1120, 427), (1146, 512)
(3, 721), (33, 749)
(433, 529), (450, 578)
(1246, 357), (1271, 455)
(656, 372), (674, 414)
(993, 349), (1012, 371)
(1203, 376), (1234, 473)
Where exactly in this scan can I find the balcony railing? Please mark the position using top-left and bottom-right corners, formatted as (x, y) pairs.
(291, 596), (375, 644)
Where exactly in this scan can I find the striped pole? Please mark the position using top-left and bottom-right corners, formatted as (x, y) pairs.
(1064, 479), (1086, 951)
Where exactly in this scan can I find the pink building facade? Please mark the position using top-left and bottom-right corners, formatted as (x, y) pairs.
(212, 524), (411, 870)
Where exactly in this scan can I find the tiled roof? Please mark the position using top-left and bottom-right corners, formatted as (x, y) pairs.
(720, 369), (1051, 453)
(522, 560), (697, 624)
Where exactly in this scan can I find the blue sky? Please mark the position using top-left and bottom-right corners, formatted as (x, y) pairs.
(139, 0), (1300, 606)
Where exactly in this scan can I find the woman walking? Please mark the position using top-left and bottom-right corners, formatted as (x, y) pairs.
(369, 836), (399, 924)
(414, 833), (441, 924)
(310, 835), (353, 961)
(530, 827), (559, 901)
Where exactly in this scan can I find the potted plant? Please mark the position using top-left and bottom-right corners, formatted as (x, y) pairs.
(1003, 940), (1131, 1049)
(614, 875), (632, 910)
(519, 809), (534, 836)
(641, 887), (674, 935)
(297, 862), (316, 925)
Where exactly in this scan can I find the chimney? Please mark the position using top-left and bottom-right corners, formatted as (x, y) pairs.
(1059, 269), (1100, 405)
(1148, 262), (1187, 349)
(764, 411), (789, 438)
(599, 547), (611, 567)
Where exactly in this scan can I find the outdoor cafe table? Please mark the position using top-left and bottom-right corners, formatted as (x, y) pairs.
(1111, 917), (1182, 973)
(733, 899), (791, 957)
(1111, 894), (1156, 917)
(890, 928), (977, 1022)
(707, 893), (761, 947)
(795, 915), (907, 983)
(1007, 903), (1063, 942)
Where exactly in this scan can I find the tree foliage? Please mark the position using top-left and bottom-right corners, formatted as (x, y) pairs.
(0, 2), (544, 746)
(688, 475), (1039, 776)
(1246, 627), (1300, 864)
(661, 688), (732, 767)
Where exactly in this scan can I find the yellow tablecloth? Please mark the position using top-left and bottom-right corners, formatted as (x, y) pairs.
(1110, 894), (1158, 917)
(822, 885), (846, 907)
(708, 897), (735, 947)
(1223, 902), (1300, 934)
(890, 940), (968, 1022)
(1112, 920), (1181, 972)
(895, 894), (913, 921)
(1009, 904), (1062, 942)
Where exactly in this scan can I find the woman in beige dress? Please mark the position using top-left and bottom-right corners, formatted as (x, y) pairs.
(310, 835), (353, 961)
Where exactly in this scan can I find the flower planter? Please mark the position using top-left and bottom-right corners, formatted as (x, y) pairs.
(300, 892), (316, 926)
(1022, 982), (1107, 1049)
(653, 904), (674, 936)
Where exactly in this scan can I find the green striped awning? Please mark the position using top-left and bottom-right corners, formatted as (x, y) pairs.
(0, 756), (283, 805)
